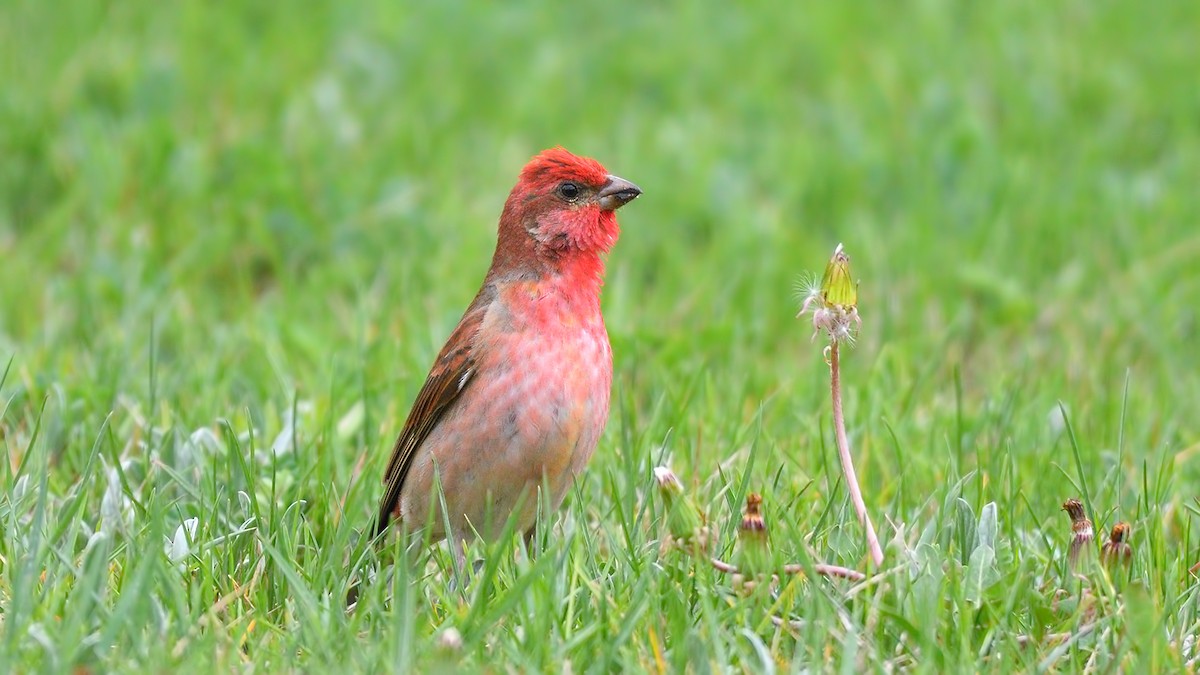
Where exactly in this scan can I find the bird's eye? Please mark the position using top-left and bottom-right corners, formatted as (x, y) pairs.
(557, 182), (581, 202)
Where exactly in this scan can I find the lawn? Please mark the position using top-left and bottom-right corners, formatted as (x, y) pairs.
(2, 0), (1199, 671)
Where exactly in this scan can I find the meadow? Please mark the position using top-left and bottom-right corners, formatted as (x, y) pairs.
(2, 0), (1199, 671)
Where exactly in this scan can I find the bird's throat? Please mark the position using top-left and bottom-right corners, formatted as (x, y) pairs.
(554, 250), (607, 306)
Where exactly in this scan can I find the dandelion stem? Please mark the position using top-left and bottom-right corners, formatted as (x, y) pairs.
(708, 557), (865, 582)
(829, 340), (885, 567)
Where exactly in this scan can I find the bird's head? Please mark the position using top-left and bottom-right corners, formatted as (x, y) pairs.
(494, 147), (640, 275)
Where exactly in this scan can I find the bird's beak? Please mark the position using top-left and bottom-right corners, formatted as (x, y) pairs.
(597, 175), (642, 211)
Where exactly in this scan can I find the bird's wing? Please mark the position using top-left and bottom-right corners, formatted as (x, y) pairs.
(375, 296), (490, 536)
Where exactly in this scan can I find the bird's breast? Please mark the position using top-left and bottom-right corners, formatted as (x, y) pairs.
(484, 279), (613, 474)
(396, 278), (613, 538)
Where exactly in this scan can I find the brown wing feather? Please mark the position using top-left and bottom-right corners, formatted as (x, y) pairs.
(374, 293), (491, 536)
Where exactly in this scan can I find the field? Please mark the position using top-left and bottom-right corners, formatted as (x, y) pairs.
(3, 0), (1200, 671)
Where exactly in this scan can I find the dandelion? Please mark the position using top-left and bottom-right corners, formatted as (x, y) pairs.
(736, 493), (771, 577)
(1062, 498), (1094, 570)
(653, 466), (711, 556)
(799, 243), (861, 345)
(1101, 522), (1132, 569)
(798, 243), (883, 567)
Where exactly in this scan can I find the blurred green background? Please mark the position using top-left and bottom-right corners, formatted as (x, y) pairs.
(2, 0), (1198, 669)
(4, 0), (1196, 476)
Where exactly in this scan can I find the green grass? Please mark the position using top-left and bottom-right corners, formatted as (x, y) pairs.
(2, 0), (1199, 670)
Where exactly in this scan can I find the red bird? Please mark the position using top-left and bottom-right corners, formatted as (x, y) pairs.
(375, 147), (641, 568)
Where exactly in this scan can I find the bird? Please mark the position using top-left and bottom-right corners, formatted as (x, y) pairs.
(374, 147), (641, 572)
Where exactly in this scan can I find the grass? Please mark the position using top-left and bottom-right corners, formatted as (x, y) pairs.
(2, 0), (1199, 670)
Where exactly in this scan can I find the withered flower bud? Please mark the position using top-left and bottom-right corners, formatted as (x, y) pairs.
(1101, 522), (1132, 569)
(737, 493), (771, 576)
(654, 466), (710, 555)
(740, 493), (766, 534)
(1062, 498), (1094, 570)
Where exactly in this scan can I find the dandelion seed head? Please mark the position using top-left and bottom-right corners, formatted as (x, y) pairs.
(797, 244), (863, 347)
(794, 272), (823, 310)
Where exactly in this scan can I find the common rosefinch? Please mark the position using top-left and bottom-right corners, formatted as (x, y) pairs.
(375, 147), (641, 569)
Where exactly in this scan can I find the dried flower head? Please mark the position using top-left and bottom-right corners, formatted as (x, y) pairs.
(736, 492), (771, 576)
(740, 493), (766, 536)
(1061, 498), (1087, 523)
(798, 243), (861, 344)
(1101, 522), (1132, 569)
(653, 466), (711, 555)
(1062, 498), (1094, 570)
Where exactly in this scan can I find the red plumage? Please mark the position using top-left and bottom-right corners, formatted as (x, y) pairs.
(375, 147), (641, 566)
